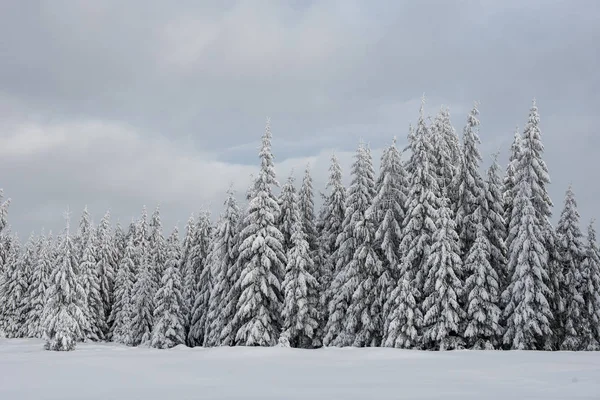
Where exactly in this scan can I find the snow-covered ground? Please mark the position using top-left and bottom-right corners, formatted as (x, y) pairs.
(1, 339), (599, 399)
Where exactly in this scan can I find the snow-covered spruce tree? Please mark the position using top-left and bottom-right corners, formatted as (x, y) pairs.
(0, 235), (27, 338)
(484, 154), (508, 288)
(204, 189), (241, 347)
(422, 197), (465, 351)
(26, 234), (52, 338)
(315, 154), (346, 342)
(344, 213), (384, 347)
(219, 178), (257, 346)
(463, 218), (502, 349)
(281, 219), (319, 348)
(79, 226), (105, 341)
(299, 166), (318, 254)
(278, 174), (298, 253)
(42, 212), (89, 351)
(95, 210), (117, 336)
(370, 138), (407, 323)
(15, 233), (38, 338)
(131, 251), (155, 346)
(188, 237), (216, 347)
(186, 211), (213, 346)
(151, 227), (186, 349)
(233, 119), (286, 346)
(109, 234), (136, 345)
(74, 206), (93, 268)
(382, 271), (423, 349)
(581, 220), (600, 349)
(113, 221), (126, 266)
(148, 205), (167, 295)
(556, 186), (586, 350)
(0, 189), (10, 233)
(503, 128), (521, 257)
(455, 103), (486, 259)
(431, 107), (461, 205)
(504, 100), (556, 350)
(502, 115), (554, 350)
(180, 213), (196, 332)
(324, 143), (377, 346)
(395, 101), (440, 313)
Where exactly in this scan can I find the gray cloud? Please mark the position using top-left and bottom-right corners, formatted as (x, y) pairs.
(0, 0), (599, 235)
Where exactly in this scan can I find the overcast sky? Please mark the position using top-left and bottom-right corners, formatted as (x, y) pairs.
(1, 0), (599, 237)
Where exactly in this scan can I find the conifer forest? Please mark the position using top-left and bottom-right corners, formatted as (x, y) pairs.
(2, 99), (600, 353)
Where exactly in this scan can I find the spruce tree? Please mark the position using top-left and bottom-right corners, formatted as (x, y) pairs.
(370, 138), (407, 321)
(396, 101), (439, 314)
(205, 189), (241, 347)
(0, 236), (26, 338)
(382, 273), (423, 349)
(188, 238), (215, 347)
(148, 206), (167, 295)
(26, 234), (52, 338)
(581, 220), (600, 349)
(431, 107), (461, 205)
(278, 174), (298, 252)
(343, 213), (384, 347)
(503, 100), (555, 350)
(484, 154), (508, 287)
(299, 166), (318, 254)
(151, 227), (186, 349)
(95, 211), (116, 335)
(186, 211), (213, 346)
(556, 186), (586, 350)
(42, 212), (88, 351)
(15, 233), (37, 338)
(113, 221), (126, 266)
(422, 198), (465, 350)
(109, 234), (136, 345)
(233, 119), (286, 346)
(463, 219), (502, 349)
(324, 143), (377, 346)
(316, 154), (346, 341)
(503, 128), (521, 257)
(74, 206), (93, 268)
(219, 178), (257, 346)
(281, 220), (319, 348)
(0, 189), (10, 237)
(130, 251), (155, 345)
(456, 103), (486, 258)
(180, 214), (196, 331)
(79, 226), (104, 341)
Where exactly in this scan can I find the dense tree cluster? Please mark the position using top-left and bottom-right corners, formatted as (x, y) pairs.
(1, 102), (599, 352)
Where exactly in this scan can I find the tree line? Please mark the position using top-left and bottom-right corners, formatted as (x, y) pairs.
(1, 99), (599, 351)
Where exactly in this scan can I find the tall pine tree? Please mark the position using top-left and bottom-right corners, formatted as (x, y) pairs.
(556, 186), (586, 350)
(463, 218), (502, 349)
(281, 219), (319, 348)
(205, 189), (241, 347)
(151, 227), (186, 349)
(316, 154), (346, 342)
(422, 198), (464, 350)
(502, 102), (554, 349)
(581, 220), (600, 349)
(370, 138), (407, 321)
(42, 211), (89, 351)
(278, 174), (298, 253)
(233, 119), (286, 346)
(324, 143), (377, 346)
(456, 103), (486, 258)
(109, 234), (136, 345)
(26, 234), (52, 338)
(95, 211), (116, 336)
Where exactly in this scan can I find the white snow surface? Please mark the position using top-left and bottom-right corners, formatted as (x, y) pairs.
(1, 339), (599, 400)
